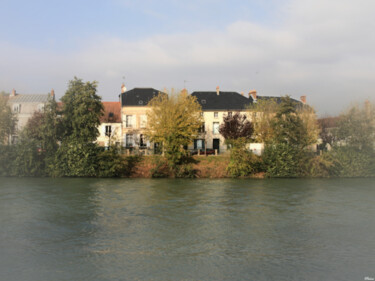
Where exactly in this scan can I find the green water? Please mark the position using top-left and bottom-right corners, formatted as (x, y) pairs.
(0, 178), (374, 281)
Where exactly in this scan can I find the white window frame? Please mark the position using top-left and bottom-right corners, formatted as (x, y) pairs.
(126, 115), (133, 128)
(140, 115), (147, 128)
(126, 134), (134, 147)
(213, 122), (219, 134)
(214, 112), (218, 119)
(13, 104), (21, 113)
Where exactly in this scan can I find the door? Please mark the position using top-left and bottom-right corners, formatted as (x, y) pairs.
(213, 139), (220, 153)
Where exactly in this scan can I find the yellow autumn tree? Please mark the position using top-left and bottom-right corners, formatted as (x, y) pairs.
(145, 89), (203, 172)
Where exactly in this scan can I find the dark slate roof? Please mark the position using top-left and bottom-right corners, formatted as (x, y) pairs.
(121, 88), (163, 106)
(191, 91), (252, 110)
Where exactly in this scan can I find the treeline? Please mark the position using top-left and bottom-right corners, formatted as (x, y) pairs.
(0, 78), (130, 177)
(222, 97), (375, 178)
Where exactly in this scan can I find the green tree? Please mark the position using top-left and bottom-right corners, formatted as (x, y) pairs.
(0, 92), (17, 144)
(22, 96), (61, 174)
(53, 77), (104, 177)
(145, 89), (202, 176)
(263, 96), (318, 177)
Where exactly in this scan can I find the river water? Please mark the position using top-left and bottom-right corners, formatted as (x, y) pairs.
(0, 178), (374, 281)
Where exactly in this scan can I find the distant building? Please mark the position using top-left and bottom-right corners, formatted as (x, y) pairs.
(7, 89), (53, 144)
(97, 102), (122, 148)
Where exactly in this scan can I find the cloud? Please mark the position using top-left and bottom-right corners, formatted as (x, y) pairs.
(1, 0), (375, 115)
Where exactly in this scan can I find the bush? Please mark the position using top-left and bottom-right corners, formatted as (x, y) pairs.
(263, 143), (308, 177)
(326, 147), (375, 177)
(96, 148), (129, 177)
(227, 146), (263, 177)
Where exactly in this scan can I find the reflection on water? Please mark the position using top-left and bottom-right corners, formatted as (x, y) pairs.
(0, 178), (374, 281)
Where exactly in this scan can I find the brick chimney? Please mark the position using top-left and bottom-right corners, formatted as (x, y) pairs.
(241, 91), (244, 96)
(50, 89), (55, 99)
(300, 95), (307, 104)
(216, 86), (220, 96)
(11, 88), (16, 97)
(121, 83), (127, 94)
(249, 90), (257, 101)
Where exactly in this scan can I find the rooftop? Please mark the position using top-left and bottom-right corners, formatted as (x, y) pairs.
(191, 91), (252, 110)
(121, 88), (163, 106)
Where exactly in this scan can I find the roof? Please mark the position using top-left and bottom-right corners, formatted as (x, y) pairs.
(249, 96), (308, 110)
(121, 88), (163, 106)
(7, 94), (50, 103)
(191, 91), (252, 110)
(101, 102), (121, 123)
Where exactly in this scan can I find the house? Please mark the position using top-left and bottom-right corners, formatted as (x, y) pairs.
(120, 84), (307, 155)
(120, 84), (164, 152)
(97, 102), (122, 148)
(7, 88), (53, 144)
(190, 86), (253, 154)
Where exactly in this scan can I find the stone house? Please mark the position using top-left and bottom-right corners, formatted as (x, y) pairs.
(6, 89), (53, 144)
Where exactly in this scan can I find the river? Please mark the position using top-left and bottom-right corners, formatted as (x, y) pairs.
(0, 178), (374, 281)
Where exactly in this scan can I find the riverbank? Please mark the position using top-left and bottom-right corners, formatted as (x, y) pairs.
(130, 155), (265, 179)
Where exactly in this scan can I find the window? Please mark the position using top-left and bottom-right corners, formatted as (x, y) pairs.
(201, 99), (206, 104)
(228, 112), (232, 117)
(198, 122), (205, 133)
(105, 125), (112, 137)
(140, 115), (147, 128)
(213, 122), (219, 134)
(126, 115), (133, 128)
(139, 100), (143, 105)
(13, 104), (21, 113)
(194, 139), (205, 150)
(126, 134), (134, 147)
(139, 134), (146, 147)
(214, 112), (218, 119)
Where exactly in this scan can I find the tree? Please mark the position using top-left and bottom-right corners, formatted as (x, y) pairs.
(219, 112), (259, 177)
(262, 96), (319, 177)
(0, 93), (17, 144)
(145, 89), (202, 175)
(219, 112), (254, 144)
(61, 77), (103, 143)
(53, 77), (104, 177)
(22, 96), (61, 174)
(334, 101), (375, 151)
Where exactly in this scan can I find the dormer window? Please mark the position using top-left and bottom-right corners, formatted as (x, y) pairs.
(201, 99), (206, 104)
(13, 104), (21, 113)
(139, 100), (143, 105)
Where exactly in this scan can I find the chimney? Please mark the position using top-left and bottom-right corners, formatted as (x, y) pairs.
(249, 90), (257, 101)
(50, 89), (55, 99)
(216, 86), (220, 96)
(300, 95), (307, 104)
(121, 83), (127, 94)
(11, 88), (16, 97)
(181, 88), (188, 94)
(241, 91), (244, 96)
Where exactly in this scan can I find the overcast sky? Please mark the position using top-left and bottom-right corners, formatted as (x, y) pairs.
(1, 0), (374, 115)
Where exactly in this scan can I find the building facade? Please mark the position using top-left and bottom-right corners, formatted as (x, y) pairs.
(6, 89), (53, 144)
(97, 102), (122, 148)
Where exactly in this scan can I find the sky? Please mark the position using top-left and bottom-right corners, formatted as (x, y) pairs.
(1, 0), (375, 115)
